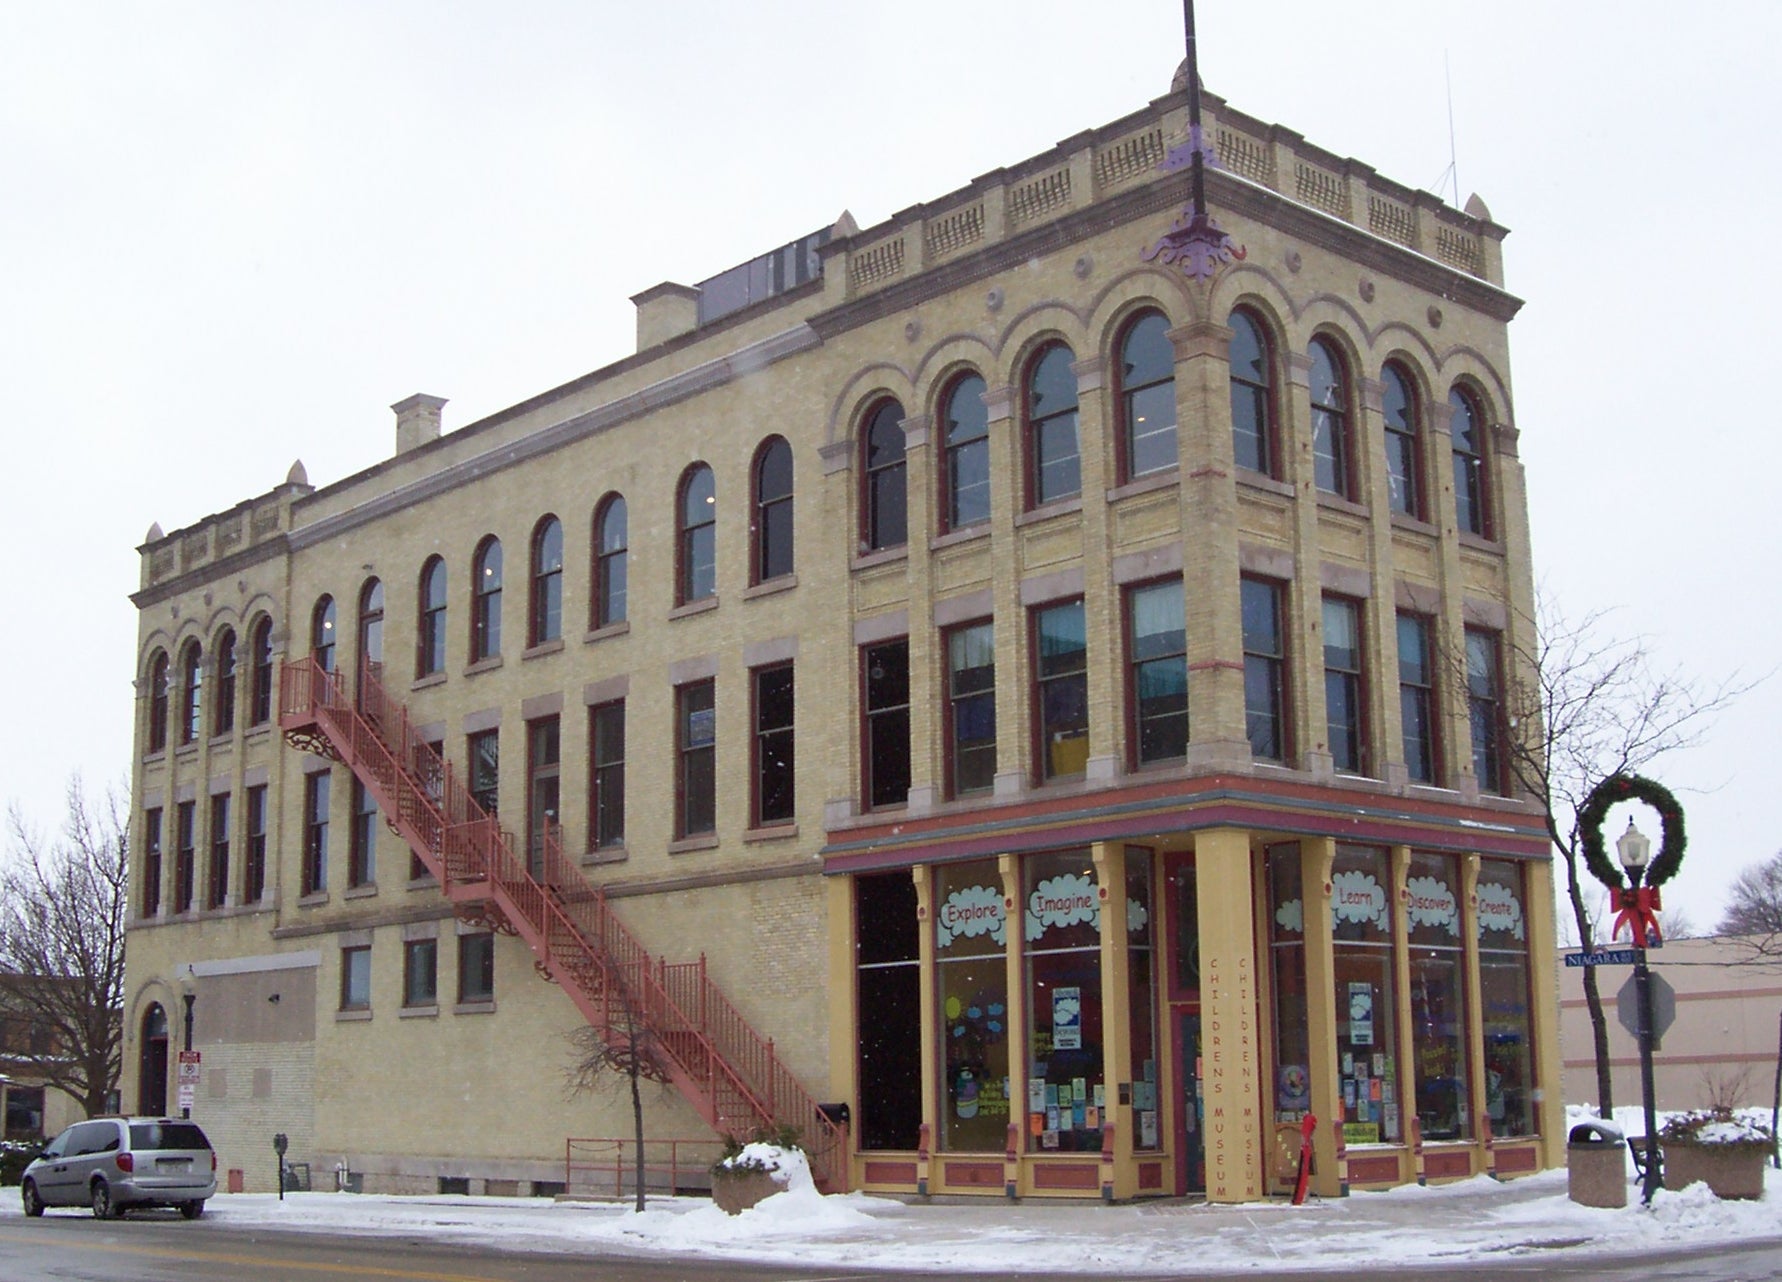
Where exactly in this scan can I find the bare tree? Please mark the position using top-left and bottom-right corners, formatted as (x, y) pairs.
(1501, 598), (1751, 1116)
(1718, 850), (1782, 957)
(564, 984), (674, 1212)
(0, 778), (129, 1117)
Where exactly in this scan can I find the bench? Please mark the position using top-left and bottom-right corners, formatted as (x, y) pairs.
(1626, 1137), (1663, 1183)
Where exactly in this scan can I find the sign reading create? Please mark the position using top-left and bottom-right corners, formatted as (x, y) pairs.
(1476, 882), (1526, 941)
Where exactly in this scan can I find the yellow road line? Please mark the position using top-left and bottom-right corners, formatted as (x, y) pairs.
(0, 1229), (508, 1281)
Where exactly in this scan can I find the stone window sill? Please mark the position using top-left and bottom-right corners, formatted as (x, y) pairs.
(399, 1005), (440, 1019)
(411, 672), (447, 692)
(344, 884), (378, 900)
(744, 823), (798, 844)
(297, 892), (329, 908)
(669, 597), (719, 621)
(667, 833), (719, 855)
(584, 621), (631, 644)
(852, 546), (908, 572)
(454, 1000), (496, 1016)
(743, 575), (797, 601)
(929, 524), (990, 552)
(464, 656), (504, 677)
(1015, 498), (1083, 528)
(1106, 469), (1180, 504)
(1236, 470), (1294, 499)
(335, 1008), (372, 1022)
(522, 638), (565, 661)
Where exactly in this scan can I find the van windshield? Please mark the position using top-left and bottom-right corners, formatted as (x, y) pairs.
(129, 1122), (211, 1151)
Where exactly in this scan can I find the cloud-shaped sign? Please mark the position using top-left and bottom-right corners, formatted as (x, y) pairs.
(1405, 874), (1458, 935)
(936, 883), (1006, 947)
(1331, 869), (1387, 929)
(1027, 872), (1099, 941)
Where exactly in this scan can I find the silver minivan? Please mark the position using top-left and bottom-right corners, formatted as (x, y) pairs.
(21, 1117), (217, 1219)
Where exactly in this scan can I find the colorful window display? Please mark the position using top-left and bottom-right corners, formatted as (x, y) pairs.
(1266, 846), (1311, 1122)
(1407, 852), (1470, 1141)
(1023, 850), (1104, 1152)
(1477, 858), (1537, 1138)
(1332, 845), (1398, 1145)
(1126, 849), (1160, 1150)
(935, 860), (1011, 1151)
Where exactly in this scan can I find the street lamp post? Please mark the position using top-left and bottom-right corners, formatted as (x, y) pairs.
(1616, 819), (1661, 1206)
(178, 967), (196, 1120)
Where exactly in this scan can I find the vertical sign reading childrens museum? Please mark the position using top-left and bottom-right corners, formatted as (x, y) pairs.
(1197, 832), (1263, 1201)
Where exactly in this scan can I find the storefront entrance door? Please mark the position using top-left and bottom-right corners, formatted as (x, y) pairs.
(1165, 854), (1204, 1194)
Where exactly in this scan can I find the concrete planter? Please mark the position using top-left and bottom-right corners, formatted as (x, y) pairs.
(1661, 1142), (1768, 1200)
(711, 1169), (785, 1215)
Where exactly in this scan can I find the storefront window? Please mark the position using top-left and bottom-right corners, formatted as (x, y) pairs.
(1024, 849), (1103, 1153)
(1267, 845), (1311, 1123)
(1407, 852), (1469, 1141)
(935, 859), (1011, 1152)
(1126, 849), (1160, 1150)
(1477, 858), (1537, 1138)
(856, 872), (922, 1151)
(1332, 845), (1399, 1145)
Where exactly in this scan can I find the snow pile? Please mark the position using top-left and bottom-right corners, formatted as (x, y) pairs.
(713, 1142), (812, 1191)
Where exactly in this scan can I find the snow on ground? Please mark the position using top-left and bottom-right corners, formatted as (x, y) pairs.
(6, 1114), (1780, 1275)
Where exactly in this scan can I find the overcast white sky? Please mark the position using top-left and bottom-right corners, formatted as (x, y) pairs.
(1, 1), (1775, 932)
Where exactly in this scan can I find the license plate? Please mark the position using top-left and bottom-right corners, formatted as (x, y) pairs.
(157, 1158), (192, 1170)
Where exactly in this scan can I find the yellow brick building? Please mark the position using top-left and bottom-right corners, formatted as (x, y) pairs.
(125, 70), (1561, 1202)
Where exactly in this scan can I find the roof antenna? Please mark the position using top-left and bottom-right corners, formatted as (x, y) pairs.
(1142, 0), (1246, 280)
(1445, 51), (1460, 206)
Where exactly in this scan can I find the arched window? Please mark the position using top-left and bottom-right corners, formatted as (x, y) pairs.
(752, 437), (794, 584)
(593, 495), (628, 628)
(1026, 342), (1080, 506)
(530, 516), (563, 645)
(358, 578), (384, 683)
(212, 628), (237, 737)
(861, 400), (907, 552)
(1228, 309), (1276, 476)
(678, 465), (716, 605)
(1308, 337), (1353, 499)
(941, 373), (989, 531)
(1382, 362), (1423, 519)
(417, 557), (447, 677)
(472, 537), (503, 661)
(312, 596), (336, 673)
(1449, 387), (1492, 538)
(147, 651), (170, 753)
(249, 616), (274, 725)
(179, 640), (203, 744)
(1117, 312), (1176, 481)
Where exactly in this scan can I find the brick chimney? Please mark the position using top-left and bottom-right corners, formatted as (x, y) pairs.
(391, 394), (447, 455)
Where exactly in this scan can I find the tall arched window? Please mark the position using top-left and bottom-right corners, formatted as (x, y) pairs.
(753, 438), (794, 583)
(1228, 309), (1276, 476)
(473, 537), (503, 661)
(861, 400), (907, 552)
(593, 495), (628, 628)
(678, 465), (716, 605)
(530, 516), (563, 645)
(1117, 312), (1176, 481)
(1382, 362), (1423, 519)
(212, 628), (237, 737)
(312, 596), (336, 673)
(249, 617), (274, 725)
(1449, 387), (1492, 538)
(179, 640), (203, 744)
(1308, 336), (1354, 499)
(358, 578), (384, 684)
(1026, 342), (1080, 506)
(147, 651), (170, 753)
(941, 373), (989, 531)
(417, 557), (447, 677)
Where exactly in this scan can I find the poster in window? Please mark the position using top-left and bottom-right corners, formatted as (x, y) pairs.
(1348, 982), (1375, 1046)
(1052, 986), (1081, 1050)
(1277, 1063), (1310, 1111)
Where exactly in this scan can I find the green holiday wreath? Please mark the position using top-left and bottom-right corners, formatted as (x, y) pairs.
(1578, 772), (1686, 890)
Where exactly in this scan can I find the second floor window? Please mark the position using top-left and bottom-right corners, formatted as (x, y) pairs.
(1034, 600), (1088, 781)
(942, 374), (990, 531)
(1467, 629), (1506, 793)
(531, 517), (563, 645)
(1128, 579), (1188, 766)
(863, 640), (910, 809)
(1241, 577), (1286, 762)
(142, 808), (163, 918)
(1397, 613), (1438, 785)
(303, 772), (330, 896)
(593, 495), (628, 628)
(1027, 343), (1080, 506)
(753, 664), (795, 825)
(349, 779), (377, 888)
(678, 465), (717, 604)
(403, 939), (438, 1008)
(207, 793), (230, 910)
(861, 400), (907, 552)
(590, 700), (625, 849)
(946, 622), (996, 796)
(340, 945), (371, 1011)
(244, 785), (267, 904)
(1323, 597), (1365, 774)
(677, 680), (716, 836)
(753, 438), (794, 583)
(418, 557), (447, 677)
(473, 537), (503, 661)
(174, 800), (195, 912)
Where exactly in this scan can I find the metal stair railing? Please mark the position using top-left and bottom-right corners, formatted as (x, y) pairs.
(279, 656), (845, 1186)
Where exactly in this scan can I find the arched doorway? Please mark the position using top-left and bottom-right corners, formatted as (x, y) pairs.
(139, 1003), (169, 1117)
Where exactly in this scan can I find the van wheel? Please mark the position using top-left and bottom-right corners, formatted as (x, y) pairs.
(91, 1180), (117, 1220)
(179, 1200), (205, 1220)
(21, 1180), (43, 1217)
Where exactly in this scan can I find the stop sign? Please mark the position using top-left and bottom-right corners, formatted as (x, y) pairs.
(1617, 971), (1676, 1050)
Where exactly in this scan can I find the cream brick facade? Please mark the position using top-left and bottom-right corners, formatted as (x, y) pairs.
(126, 77), (1560, 1203)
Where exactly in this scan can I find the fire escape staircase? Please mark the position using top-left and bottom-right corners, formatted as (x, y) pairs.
(279, 657), (845, 1190)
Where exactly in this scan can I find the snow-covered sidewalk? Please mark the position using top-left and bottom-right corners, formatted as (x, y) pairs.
(7, 1156), (1781, 1275)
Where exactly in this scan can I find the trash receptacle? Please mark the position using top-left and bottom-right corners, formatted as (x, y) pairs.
(1568, 1120), (1627, 1208)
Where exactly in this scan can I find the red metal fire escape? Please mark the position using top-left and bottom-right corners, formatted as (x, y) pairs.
(279, 657), (845, 1189)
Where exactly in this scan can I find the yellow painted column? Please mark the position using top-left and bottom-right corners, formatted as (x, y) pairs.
(1196, 828), (1263, 1202)
(913, 864), (937, 1194)
(1300, 837), (1342, 1196)
(998, 853), (1027, 1197)
(1389, 845), (1417, 1185)
(826, 874), (859, 1190)
(1523, 858), (1566, 1167)
(1092, 842), (1133, 1199)
(1459, 853), (1488, 1175)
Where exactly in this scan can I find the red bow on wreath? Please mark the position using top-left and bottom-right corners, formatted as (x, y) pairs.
(1611, 885), (1663, 946)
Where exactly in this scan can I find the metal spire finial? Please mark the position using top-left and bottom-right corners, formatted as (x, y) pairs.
(1142, 0), (1246, 281)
